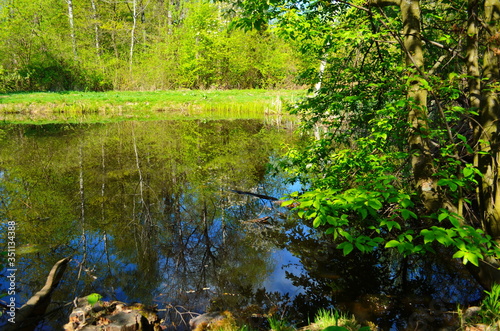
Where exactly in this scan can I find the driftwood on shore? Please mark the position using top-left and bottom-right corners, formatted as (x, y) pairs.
(5, 256), (71, 331)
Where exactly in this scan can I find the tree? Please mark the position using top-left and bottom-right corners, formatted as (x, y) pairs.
(66, 0), (77, 58)
(226, 0), (500, 289)
(0, 0), (304, 91)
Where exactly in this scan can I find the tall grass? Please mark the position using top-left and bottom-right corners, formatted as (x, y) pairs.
(268, 316), (295, 331)
(479, 283), (500, 327)
(0, 90), (304, 124)
(310, 309), (371, 331)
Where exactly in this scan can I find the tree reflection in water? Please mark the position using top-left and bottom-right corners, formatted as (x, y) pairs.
(263, 211), (485, 330)
(0, 119), (487, 330)
(0, 119), (301, 329)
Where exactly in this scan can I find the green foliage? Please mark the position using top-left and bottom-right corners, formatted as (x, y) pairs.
(87, 293), (103, 306)
(312, 309), (371, 331)
(479, 284), (500, 325)
(314, 309), (346, 329)
(268, 316), (294, 331)
(250, 0), (500, 269)
(0, 0), (306, 91)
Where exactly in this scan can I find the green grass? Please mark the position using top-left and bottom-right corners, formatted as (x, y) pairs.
(313, 309), (346, 329)
(268, 316), (295, 331)
(306, 309), (371, 331)
(0, 89), (304, 124)
(479, 284), (500, 327)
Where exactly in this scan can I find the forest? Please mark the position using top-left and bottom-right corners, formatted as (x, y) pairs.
(0, 0), (310, 92)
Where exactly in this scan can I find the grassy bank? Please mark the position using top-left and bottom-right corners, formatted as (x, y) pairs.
(0, 90), (304, 124)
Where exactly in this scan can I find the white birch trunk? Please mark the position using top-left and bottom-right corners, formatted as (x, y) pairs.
(129, 0), (137, 73)
(66, 0), (77, 58)
(90, 0), (100, 55)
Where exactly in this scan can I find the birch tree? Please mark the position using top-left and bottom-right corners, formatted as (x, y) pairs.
(66, 0), (77, 58)
(90, 0), (101, 55)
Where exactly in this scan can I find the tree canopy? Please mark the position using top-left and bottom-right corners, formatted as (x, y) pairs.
(0, 0), (309, 91)
(223, 0), (500, 289)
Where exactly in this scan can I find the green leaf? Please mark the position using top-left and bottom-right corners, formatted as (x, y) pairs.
(448, 215), (461, 227)
(338, 242), (353, 256)
(464, 252), (479, 266)
(463, 167), (474, 178)
(280, 199), (296, 207)
(326, 215), (336, 225)
(438, 212), (448, 222)
(338, 229), (353, 241)
(401, 199), (414, 208)
(300, 200), (314, 208)
(401, 209), (417, 220)
(367, 199), (383, 210)
(435, 230), (455, 246)
(355, 242), (365, 252)
(359, 208), (368, 220)
(437, 178), (450, 186)
(323, 326), (350, 331)
(421, 229), (435, 244)
(87, 293), (103, 306)
(313, 216), (323, 228)
(383, 220), (400, 231)
(456, 133), (467, 143)
(385, 240), (400, 248)
(325, 227), (336, 235)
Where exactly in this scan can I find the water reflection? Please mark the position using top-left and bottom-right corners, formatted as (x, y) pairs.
(0, 119), (300, 329)
(0, 119), (487, 330)
(263, 212), (484, 330)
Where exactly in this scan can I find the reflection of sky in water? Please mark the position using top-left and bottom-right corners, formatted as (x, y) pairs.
(0, 163), (307, 320)
(0, 121), (488, 331)
(263, 249), (304, 296)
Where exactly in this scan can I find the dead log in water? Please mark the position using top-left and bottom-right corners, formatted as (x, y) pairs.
(4, 256), (71, 331)
(228, 189), (279, 201)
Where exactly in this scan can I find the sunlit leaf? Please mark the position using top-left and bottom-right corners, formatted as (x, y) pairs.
(385, 240), (400, 248)
(338, 242), (353, 256)
(367, 199), (383, 210)
(87, 293), (103, 306)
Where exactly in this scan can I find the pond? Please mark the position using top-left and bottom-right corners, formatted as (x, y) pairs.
(0, 118), (486, 330)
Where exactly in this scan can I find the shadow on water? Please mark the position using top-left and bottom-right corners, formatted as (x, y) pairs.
(0, 119), (484, 330)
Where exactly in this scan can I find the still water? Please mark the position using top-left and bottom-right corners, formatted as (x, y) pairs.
(0, 119), (486, 330)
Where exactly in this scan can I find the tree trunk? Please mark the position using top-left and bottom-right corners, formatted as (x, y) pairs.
(369, 0), (438, 211)
(457, 0), (500, 291)
(129, 0), (137, 73)
(66, 0), (77, 59)
(90, 0), (100, 55)
(476, 0), (500, 241)
(399, 0), (440, 212)
(5, 257), (71, 331)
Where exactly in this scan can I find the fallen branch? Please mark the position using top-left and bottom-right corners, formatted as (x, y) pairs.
(5, 256), (71, 331)
(228, 189), (278, 201)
